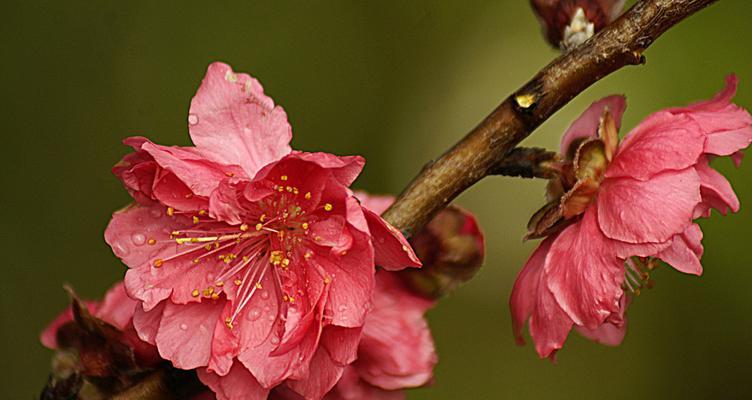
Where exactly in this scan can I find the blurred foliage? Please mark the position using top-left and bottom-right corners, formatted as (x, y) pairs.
(3, 1), (752, 398)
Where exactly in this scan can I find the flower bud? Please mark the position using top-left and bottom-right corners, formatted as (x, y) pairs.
(399, 205), (485, 299)
(530, 0), (626, 49)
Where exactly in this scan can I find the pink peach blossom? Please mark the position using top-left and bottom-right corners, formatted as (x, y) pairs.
(106, 62), (420, 399)
(511, 76), (752, 359)
(324, 271), (437, 400)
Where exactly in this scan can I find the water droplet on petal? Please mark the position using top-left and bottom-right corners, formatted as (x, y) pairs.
(130, 233), (147, 246)
(188, 113), (199, 125)
(149, 208), (162, 218)
(267, 314), (275, 322)
(270, 337), (280, 345)
(260, 291), (270, 300)
(338, 304), (348, 312)
(180, 323), (188, 331)
(246, 308), (262, 321)
(113, 241), (130, 256)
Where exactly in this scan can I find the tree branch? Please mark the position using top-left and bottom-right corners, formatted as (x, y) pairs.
(381, 0), (719, 237)
(488, 147), (561, 179)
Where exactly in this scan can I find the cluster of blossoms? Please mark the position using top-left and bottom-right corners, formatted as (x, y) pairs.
(39, 56), (751, 398)
(43, 62), (486, 400)
(511, 76), (752, 359)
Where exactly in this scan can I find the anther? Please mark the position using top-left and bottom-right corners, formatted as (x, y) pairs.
(153, 259), (164, 268)
(240, 224), (249, 232)
(304, 192), (311, 200)
(167, 207), (175, 216)
(324, 203), (333, 211)
(147, 238), (157, 245)
(191, 289), (200, 297)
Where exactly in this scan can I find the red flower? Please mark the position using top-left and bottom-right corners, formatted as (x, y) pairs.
(512, 76), (752, 359)
(105, 62), (420, 398)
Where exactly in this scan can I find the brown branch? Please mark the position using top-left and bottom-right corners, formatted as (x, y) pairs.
(381, 0), (719, 237)
(489, 147), (561, 179)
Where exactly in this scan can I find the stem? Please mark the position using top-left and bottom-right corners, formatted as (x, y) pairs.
(381, 0), (719, 238)
(489, 147), (561, 179)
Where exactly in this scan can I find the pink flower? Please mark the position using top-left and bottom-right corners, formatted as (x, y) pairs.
(105, 62), (420, 399)
(324, 271), (437, 400)
(511, 76), (752, 359)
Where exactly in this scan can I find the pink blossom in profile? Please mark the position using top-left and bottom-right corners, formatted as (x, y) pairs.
(511, 76), (752, 359)
(324, 271), (437, 400)
(105, 62), (421, 399)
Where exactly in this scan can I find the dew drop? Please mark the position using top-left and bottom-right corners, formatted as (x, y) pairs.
(270, 337), (280, 345)
(260, 290), (270, 300)
(246, 308), (262, 321)
(338, 304), (348, 312)
(149, 208), (162, 218)
(180, 323), (188, 331)
(188, 113), (199, 125)
(113, 241), (130, 256)
(130, 233), (147, 246)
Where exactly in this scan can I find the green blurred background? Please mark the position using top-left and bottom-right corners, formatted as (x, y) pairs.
(3, 1), (752, 398)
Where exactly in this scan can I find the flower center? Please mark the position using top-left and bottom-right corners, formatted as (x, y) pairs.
(149, 176), (335, 329)
(623, 257), (657, 295)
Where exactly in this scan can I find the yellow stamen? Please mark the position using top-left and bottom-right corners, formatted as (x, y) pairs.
(269, 250), (284, 265)
(324, 203), (333, 211)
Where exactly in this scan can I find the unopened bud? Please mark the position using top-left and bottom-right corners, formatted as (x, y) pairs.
(399, 205), (485, 299)
(530, 0), (625, 50)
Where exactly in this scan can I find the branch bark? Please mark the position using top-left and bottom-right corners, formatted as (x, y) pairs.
(381, 0), (719, 237)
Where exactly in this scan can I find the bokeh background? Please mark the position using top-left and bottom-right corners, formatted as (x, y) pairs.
(3, 1), (752, 398)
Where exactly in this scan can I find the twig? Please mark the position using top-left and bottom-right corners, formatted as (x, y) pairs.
(488, 147), (561, 179)
(381, 0), (719, 237)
